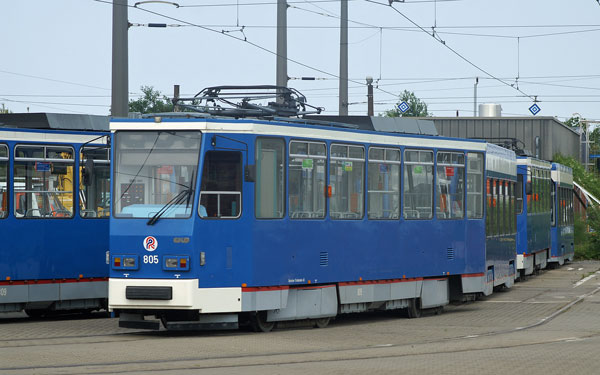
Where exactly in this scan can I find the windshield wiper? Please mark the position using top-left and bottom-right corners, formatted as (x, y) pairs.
(147, 188), (193, 226)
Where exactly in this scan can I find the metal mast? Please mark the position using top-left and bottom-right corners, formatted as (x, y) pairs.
(111, 0), (129, 118)
(276, 0), (288, 100)
(339, 0), (348, 115)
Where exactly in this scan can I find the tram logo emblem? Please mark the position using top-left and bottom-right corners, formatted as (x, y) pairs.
(143, 236), (158, 252)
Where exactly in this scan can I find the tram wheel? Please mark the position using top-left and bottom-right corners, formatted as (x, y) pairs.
(406, 299), (422, 319)
(250, 311), (275, 333)
(313, 317), (331, 329)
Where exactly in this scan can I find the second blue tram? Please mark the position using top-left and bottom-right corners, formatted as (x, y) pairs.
(107, 115), (525, 331)
(516, 157), (552, 277)
(550, 162), (575, 266)
(0, 127), (110, 316)
(483, 144), (517, 291)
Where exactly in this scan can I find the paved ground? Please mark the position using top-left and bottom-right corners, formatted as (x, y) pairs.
(1, 261), (599, 375)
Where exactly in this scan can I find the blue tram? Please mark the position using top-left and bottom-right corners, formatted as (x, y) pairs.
(108, 105), (522, 330)
(516, 157), (552, 277)
(0, 126), (110, 315)
(550, 163), (574, 266)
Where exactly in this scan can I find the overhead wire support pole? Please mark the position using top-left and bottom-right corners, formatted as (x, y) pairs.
(276, 0), (288, 102)
(111, 0), (129, 118)
(339, 0), (348, 115)
(474, 77), (478, 117)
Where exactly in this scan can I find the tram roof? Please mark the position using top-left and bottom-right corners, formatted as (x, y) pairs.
(110, 116), (487, 151)
(0, 113), (109, 132)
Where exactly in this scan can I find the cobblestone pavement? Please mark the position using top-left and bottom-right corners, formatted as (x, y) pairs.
(1, 261), (599, 375)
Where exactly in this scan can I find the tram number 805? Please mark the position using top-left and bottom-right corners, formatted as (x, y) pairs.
(143, 255), (159, 264)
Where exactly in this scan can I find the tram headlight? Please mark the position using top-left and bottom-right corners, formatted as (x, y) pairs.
(111, 255), (139, 270)
(163, 256), (190, 271)
(123, 257), (137, 268)
(165, 257), (178, 268)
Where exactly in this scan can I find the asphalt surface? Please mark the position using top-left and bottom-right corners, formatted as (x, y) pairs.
(1, 260), (599, 375)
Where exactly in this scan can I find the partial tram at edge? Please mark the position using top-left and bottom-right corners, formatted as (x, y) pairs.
(0, 126), (110, 316)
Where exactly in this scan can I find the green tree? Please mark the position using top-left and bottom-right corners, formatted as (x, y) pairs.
(129, 86), (173, 114)
(0, 103), (11, 114)
(383, 90), (429, 117)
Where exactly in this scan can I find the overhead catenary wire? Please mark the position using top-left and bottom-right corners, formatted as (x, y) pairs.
(364, 0), (539, 101)
(94, 0), (402, 101)
(178, 0), (463, 8)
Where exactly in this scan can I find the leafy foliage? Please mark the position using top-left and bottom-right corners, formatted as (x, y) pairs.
(383, 90), (429, 117)
(0, 103), (11, 114)
(553, 154), (600, 199)
(129, 86), (173, 114)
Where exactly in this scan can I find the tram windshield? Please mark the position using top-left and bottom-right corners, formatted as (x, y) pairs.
(113, 131), (202, 219)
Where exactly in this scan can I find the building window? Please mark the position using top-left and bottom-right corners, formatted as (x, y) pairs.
(256, 138), (285, 219)
(330, 144), (365, 220)
(368, 147), (400, 219)
(289, 141), (326, 219)
(404, 149), (433, 220)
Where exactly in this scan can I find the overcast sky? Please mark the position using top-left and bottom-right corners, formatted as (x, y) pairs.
(2, 0), (600, 122)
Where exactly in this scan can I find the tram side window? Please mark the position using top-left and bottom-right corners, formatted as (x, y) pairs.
(503, 181), (509, 235)
(511, 181), (517, 233)
(289, 141), (326, 219)
(404, 150), (433, 220)
(556, 188), (560, 226)
(485, 179), (491, 235)
(256, 138), (285, 219)
(542, 171), (547, 213)
(545, 171), (550, 213)
(490, 179), (497, 236)
(436, 152), (465, 219)
(199, 151), (242, 218)
(466, 152), (484, 219)
(367, 147), (400, 220)
(569, 190), (574, 225)
(563, 188), (568, 226)
(551, 180), (556, 226)
(0, 145), (7, 219)
(531, 169), (537, 213)
(516, 174), (523, 214)
(14, 145), (74, 218)
(80, 146), (110, 218)
(330, 144), (365, 220)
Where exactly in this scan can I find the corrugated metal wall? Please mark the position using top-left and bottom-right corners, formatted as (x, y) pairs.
(431, 117), (579, 162)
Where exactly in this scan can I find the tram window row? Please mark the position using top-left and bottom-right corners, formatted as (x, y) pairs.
(0, 143), (110, 219)
(486, 177), (517, 236)
(198, 138), (492, 222)
(529, 168), (552, 214)
(554, 186), (574, 226)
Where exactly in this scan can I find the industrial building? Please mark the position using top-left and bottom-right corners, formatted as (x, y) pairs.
(430, 116), (580, 162)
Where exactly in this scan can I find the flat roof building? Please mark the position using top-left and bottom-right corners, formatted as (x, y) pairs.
(428, 116), (580, 161)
